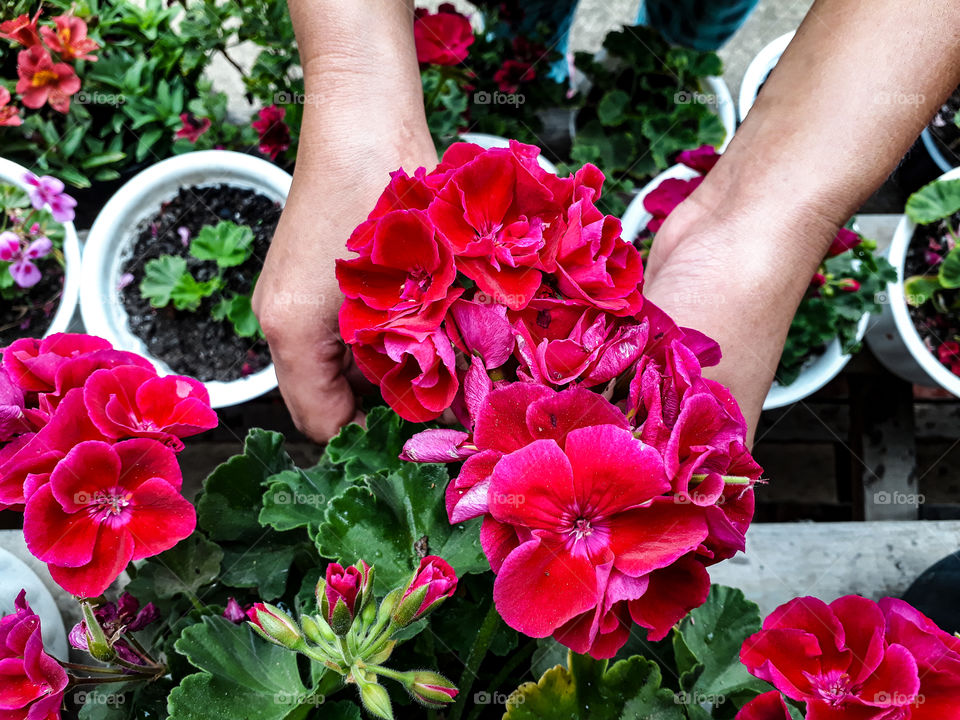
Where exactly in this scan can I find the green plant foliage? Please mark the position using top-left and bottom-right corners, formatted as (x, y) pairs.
(124, 532), (224, 601)
(140, 256), (220, 312)
(905, 178), (960, 225)
(190, 221), (255, 268)
(777, 237), (896, 386)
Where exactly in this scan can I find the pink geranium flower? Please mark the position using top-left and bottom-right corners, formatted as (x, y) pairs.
(676, 145), (720, 174)
(320, 561), (371, 626)
(398, 556), (458, 621)
(0, 86), (23, 127)
(413, 5), (474, 66)
(735, 692), (793, 720)
(251, 105), (290, 160)
(174, 113), (211, 143)
(0, 230), (52, 288)
(82, 365), (218, 449)
(23, 439), (196, 597)
(2, 334), (113, 394)
(0, 371), (27, 443)
(488, 424), (708, 644)
(0, 590), (67, 720)
(16, 45), (80, 113)
(23, 173), (77, 223)
(826, 227), (862, 257)
(643, 175), (703, 233)
(741, 595), (921, 718)
(39, 15), (99, 61)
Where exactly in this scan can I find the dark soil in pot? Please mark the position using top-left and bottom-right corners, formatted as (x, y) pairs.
(929, 86), (960, 167)
(905, 211), (960, 374)
(0, 267), (65, 346)
(120, 185), (281, 383)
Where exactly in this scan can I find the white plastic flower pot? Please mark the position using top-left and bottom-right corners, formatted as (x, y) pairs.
(0, 543), (68, 660)
(80, 150), (291, 409)
(458, 132), (559, 174)
(0, 157), (81, 337)
(621, 164), (867, 411)
(738, 31), (795, 123)
(865, 166), (960, 396)
(921, 127), (957, 174)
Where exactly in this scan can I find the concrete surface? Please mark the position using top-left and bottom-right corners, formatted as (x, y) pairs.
(710, 521), (960, 616)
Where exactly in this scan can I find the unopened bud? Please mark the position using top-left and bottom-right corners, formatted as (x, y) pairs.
(357, 675), (394, 720)
(247, 603), (303, 649)
(406, 670), (458, 708)
(81, 602), (115, 662)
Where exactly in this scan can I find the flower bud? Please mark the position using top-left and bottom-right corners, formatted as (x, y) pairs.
(405, 670), (458, 708)
(809, 272), (826, 288)
(356, 675), (394, 720)
(392, 556), (457, 627)
(301, 614), (337, 645)
(223, 597), (246, 624)
(246, 603), (303, 650)
(838, 278), (861, 292)
(318, 560), (373, 636)
(80, 602), (115, 662)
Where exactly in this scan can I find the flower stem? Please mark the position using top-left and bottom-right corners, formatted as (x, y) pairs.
(690, 474), (754, 486)
(449, 601), (502, 720)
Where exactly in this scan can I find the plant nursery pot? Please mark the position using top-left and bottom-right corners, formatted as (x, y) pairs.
(0, 536), (68, 660)
(80, 150), (291, 409)
(865, 166), (960, 396)
(459, 132), (559, 174)
(621, 164), (866, 411)
(921, 127), (958, 174)
(0, 157), (82, 340)
(738, 31), (795, 123)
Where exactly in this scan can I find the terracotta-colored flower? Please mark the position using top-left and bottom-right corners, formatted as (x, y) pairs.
(0, 10), (42, 48)
(0, 86), (23, 127)
(39, 15), (99, 62)
(15, 45), (80, 113)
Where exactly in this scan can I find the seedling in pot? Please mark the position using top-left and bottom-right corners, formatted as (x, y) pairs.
(140, 220), (263, 339)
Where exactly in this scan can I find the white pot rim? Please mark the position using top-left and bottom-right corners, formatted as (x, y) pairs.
(621, 163), (864, 411)
(920, 127), (957, 175)
(885, 166), (960, 397)
(80, 150), (291, 408)
(0, 157), (81, 340)
(702, 76), (736, 152)
(738, 31), (796, 123)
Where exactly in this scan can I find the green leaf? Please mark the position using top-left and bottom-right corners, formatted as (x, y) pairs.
(81, 151), (127, 169)
(673, 586), (771, 706)
(217, 293), (262, 338)
(315, 462), (487, 593)
(597, 90), (631, 126)
(325, 406), (414, 481)
(140, 256), (187, 308)
(260, 462), (350, 533)
(906, 178), (960, 224)
(190, 221), (255, 268)
(219, 543), (299, 600)
(939, 247), (960, 289)
(904, 275), (942, 307)
(169, 617), (315, 720)
(505, 652), (683, 720)
(197, 429), (295, 542)
(125, 532), (223, 600)
(170, 273), (220, 312)
(135, 128), (164, 162)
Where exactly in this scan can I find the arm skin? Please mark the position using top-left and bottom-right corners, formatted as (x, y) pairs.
(645, 0), (960, 444)
(252, 0), (437, 442)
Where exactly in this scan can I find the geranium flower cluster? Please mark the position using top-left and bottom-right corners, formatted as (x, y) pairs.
(0, 333), (217, 597)
(340, 141), (762, 658)
(0, 9), (99, 120)
(1, 173), (76, 290)
(739, 594), (960, 720)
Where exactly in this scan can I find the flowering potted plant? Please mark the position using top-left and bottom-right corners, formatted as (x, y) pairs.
(622, 146), (895, 409)
(868, 170), (960, 395)
(0, 159), (80, 344)
(80, 150), (290, 408)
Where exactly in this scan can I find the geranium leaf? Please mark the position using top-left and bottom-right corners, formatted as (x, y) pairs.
(260, 461), (349, 533)
(906, 178), (960, 224)
(197, 429), (295, 542)
(939, 248), (960, 289)
(219, 542), (300, 600)
(125, 532), (223, 600)
(140, 255), (187, 308)
(189, 221), (254, 268)
(673, 586), (772, 706)
(505, 652), (683, 720)
(169, 616), (316, 720)
(325, 406), (416, 482)
(904, 275), (942, 307)
(315, 463), (487, 593)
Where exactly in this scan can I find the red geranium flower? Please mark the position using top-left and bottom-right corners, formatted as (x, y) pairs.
(82, 365), (218, 449)
(174, 112), (211, 143)
(0, 590), (67, 720)
(880, 597), (960, 718)
(735, 692), (792, 720)
(251, 105), (290, 160)
(413, 5), (474, 66)
(676, 145), (720, 174)
(0, 86), (23, 127)
(16, 45), (81, 113)
(494, 59), (535, 93)
(0, 10), (42, 48)
(937, 341), (960, 376)
(23, 439), (195, 598)
(741, 595), (922, 718)
(826, 227), (862, 258)
(643, 175), (703, 233)
(39, 15), (99, 62)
